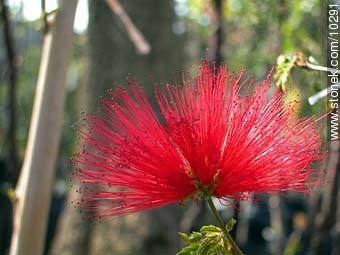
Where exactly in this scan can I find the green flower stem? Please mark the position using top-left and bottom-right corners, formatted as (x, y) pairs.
(207, 196), (244, 255)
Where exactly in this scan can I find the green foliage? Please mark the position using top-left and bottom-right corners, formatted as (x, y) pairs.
(177, 220), (237, 255)
(0, 181), (14, 201)
(274, 53), (297, 90)
(180, 0), (322, 79)
(274, 51), (326, 118)
(283, 238), (300, 255)
(225, 218), (236, 232)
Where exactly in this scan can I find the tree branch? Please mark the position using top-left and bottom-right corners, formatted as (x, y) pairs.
(105, 0), (150, 55)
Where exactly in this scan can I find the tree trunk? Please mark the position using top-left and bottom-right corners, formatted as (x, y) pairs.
(0, 0), (19, 180)
(268, 2), (287, 254)
(213, 0), (224, 65)
(49, 181), (93, 255)
(309, 1), (340, 254)
(49, 48), (93, 255)
(9, 1), (77, 255)
(310, 137), (340, 254)
(51, 1), (188, 255)
(334, 161), (340, 255)
(88, 2), (187, 254)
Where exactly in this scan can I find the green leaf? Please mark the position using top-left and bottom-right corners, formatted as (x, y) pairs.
(200, 225), (222, 233)
(274, 53), (297, 90)
(191, 232), (203, 242)
(177, 244), (199, 255)
(178, 232), (191, 244)
(225, 218), (237, 232)
(177, 224), (231, 255)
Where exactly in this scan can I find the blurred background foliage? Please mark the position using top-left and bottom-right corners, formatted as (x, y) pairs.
(0, 0), (337, 255)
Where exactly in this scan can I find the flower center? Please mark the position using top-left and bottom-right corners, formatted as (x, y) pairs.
(185, 166), (221, 200)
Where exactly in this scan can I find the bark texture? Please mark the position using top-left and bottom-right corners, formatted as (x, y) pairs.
(51, 1), (188, 255)
(9, 1), (77, 255)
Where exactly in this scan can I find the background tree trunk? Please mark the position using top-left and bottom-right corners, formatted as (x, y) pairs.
(50, 46), (93, 255)
(333, 142), (340, 255)
(0, 0), (18, 182)
(89, 2), (187, 254)
(51, 1), (188, 255)
(213, 0), (224, 65)
(9, 1), (77, 255)
(310, 140), (340, 255)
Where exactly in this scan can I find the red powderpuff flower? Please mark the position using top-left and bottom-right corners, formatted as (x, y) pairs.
(74, 62), (324, 218)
